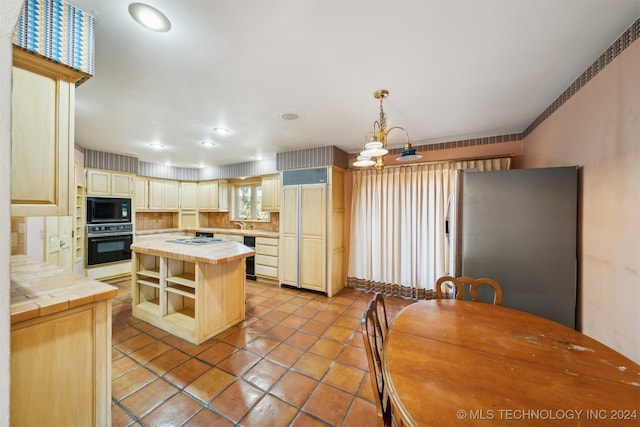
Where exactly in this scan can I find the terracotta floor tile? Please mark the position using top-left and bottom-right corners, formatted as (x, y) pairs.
(303, 383), (354, 426)
(183, 408), (234, 426)
(209, 380), (264, 423)
(343, 307), (365, 319)
(239, 393), (298, 427)
(144, 325), (170, 340)
(322, 325), (355, 343)
(312, 311), (340, 325)
(308, 338), (344, 359)
(112, 326), (143, 345)
(217, 348), (261, 376)
(262, 309), (289, 323)
(322, 362), (365, 394)
(266, 343), (305, 368)
(289, 411), (331, 427)
(114, 333), (156, 354)
(275, 302), (300, 314)
(160, 333), (185, 348)
(242, 318), (276, 335)
(356, 375), (375, 403)
(337, 344), (369, 371)
(247, 304), (272, 317)
(263, 323), (296, 341)
(184, 367), (235, 403)
(141, 392), (203, 427)
(299, 319), (330, 336)
(293, 306), (320, 319)
(120, 378), (178, 418)
(112, 366), (157, 401)
(343, 397), (379, 427)
(177, 340), (215, 357)
(280, 313), (308, 328)
(286, 330), (319, 350)
(112, 346), (124, 361)
(270, 371), (319, 408)
(164, 358), (212, 389)
(128, 340), (172, 364)
(324, 303), (348, 315)
(218, 327), (258, 347)
(197, 341), (238, 365)
(332, 315), (360, 330)
(292, 352), (332, 380)
(260, 298), (283, 309)
(112, 355), (139, 379)
(146, 348), (191, 376)
(111, 403), (135, 427)
(242, 358), (287, 391)
(243, 335), (280, 356)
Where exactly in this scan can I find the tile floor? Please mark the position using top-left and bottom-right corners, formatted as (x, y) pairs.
(111, 279), (414, 426)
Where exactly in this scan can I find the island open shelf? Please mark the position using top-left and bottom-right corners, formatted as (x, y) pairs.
(130, 237), (255, 344)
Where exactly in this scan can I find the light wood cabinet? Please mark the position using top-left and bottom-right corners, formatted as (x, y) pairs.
(280, 167), (345, 296)
(148, 179), (180, 211)
(256, 236), (279, 283)
(197, 180), (229, 211)
(45, 216), (73, 272)
(74, 184), (85, 274)
(132, 251), (245, 344)
(86, 169), (134, 196)
(134, 177), (149, 211)
(261, 174), (281, 211)
(11, 301), (112, 427)
(180, 182), (198, 210)
(11, 48), (83, 217)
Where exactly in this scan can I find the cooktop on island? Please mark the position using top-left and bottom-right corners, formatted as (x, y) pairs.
(167, 237), (225, 245)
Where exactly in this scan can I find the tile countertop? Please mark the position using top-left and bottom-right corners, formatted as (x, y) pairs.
(10, 255), (118, 324)
(130, 237), (256, 264)
(136, 227), (279, 238)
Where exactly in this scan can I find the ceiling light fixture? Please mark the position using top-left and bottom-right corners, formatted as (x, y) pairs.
(128, 3), (171, 32)
(212, 127), (230, 135)
(201, 141), (215, 147)
(149, 142), (165, 149)
(355, 89), (422, 171)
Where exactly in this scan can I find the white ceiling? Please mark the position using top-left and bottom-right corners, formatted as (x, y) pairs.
(70, 0), (640, 168)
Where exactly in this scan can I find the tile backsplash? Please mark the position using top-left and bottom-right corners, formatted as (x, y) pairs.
(11, 217), (26, 255)
(135, 212), (176, 230)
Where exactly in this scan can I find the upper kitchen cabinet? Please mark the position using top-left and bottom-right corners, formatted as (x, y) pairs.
(11, 49), (85, 217)
(134, 177), (149, 211)
(11, 0), (95, 217)
(262, 173), (281, 211)
(198, 180), (229, 212)
(180, 182), (198, 210)
(148, 179), (180, 211)
(86, 169), (134, 197)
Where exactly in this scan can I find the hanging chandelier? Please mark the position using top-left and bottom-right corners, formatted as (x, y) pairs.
(353, 89), (422, 171)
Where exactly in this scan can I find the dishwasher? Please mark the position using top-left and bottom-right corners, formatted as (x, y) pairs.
(243, 236), (256, 280)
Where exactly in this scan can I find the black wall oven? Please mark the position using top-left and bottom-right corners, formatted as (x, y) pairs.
(86, 197), (131, 224)
(86, 223), (133, 266)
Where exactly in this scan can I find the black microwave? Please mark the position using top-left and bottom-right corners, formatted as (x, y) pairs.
(86, 197), (131, 224)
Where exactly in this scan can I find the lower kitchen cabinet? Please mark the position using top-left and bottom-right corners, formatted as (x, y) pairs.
(255, 236), (279, 283)
(132, 251), (245, 344)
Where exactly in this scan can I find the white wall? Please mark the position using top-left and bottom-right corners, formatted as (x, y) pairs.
(1, 3), (29, 426)
(523, 41), (640, 363)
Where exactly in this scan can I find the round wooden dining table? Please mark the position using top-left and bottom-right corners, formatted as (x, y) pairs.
(382, 300), (640, 426)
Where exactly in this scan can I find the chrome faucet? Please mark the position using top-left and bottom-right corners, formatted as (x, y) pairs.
(236, 221), (246, 230)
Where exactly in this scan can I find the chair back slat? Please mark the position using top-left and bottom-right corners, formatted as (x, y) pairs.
(435, 275), (503, 305)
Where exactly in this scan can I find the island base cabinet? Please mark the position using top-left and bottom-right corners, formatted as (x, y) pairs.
(11, 301), (112, 427)
(132, 252), (245, 345)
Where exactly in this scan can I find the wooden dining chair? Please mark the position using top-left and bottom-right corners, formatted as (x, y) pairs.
(361, 297), (392, 427)
(374, 292), (389, 339)
(435, 275), (503, 305)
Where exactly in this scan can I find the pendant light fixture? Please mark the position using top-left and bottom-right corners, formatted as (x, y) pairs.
(354, 89), (422, 171)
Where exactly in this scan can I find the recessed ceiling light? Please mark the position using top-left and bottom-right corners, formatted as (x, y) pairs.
(164, 161), (171, 166)
(128, 3), (171, 32)
(201, 141), (216, 147)
(212, 127), (230, 135)
(149, 142), (165, 149)
(277, 111), (300, 121)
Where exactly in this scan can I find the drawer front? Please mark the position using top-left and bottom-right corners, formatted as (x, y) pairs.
(256, 254), (278, 267)
(256, 264), (278, 278)
(256, 244), (278, 257)
(256, 237), (279, 246)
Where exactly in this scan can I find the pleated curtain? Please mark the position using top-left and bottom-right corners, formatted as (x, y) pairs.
(347, 157), (511, 298)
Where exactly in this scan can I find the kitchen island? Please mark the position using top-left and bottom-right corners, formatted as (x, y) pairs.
(130, 236), (255, 344)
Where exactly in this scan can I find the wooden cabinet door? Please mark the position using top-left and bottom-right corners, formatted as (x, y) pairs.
(134, 178), (149, 210)
(197, 182), (211, 209)
(45, 216), (73, 272)
(180, 182), (198, 210)
(11, 59), (73, 217)
(111, 172), (133, 196)
(262, 176), (275, 211)
(299, 186), (326, 292)
(86, 170), (111, 195)
(164, 180), (180, 210)
(148, 180), (165, 210)
(280, 186), (299, 286)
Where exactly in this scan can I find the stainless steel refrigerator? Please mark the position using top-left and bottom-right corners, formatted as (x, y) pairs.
(447, 166), (578, 328)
